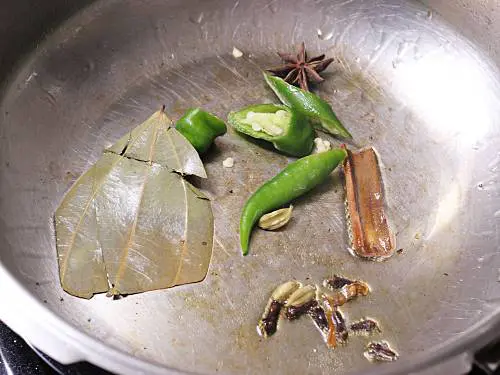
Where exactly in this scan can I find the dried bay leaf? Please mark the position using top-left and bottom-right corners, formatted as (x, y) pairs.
(55, 109), (213, 298)
(106, 109), (207, 178)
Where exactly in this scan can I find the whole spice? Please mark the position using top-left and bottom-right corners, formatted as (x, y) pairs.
(343, 281), (370, 299)
(257, 300), (281, 338)
(175, 108), (227, 154)
(228, 104), (314, 157)
(256, 278), (395, 360)
(258, 205), (293, 230)
(323, 275), (355, 290)
(285, 299), (318, 320)
(343, 147), (396, 260)
(308, 303), (329, 335)
(266, 42), (334, 92)
(323, 296), (349, 347)
(55, 109), (213, 298)
(350, 319), (381, 335)
(332, 309), (348, 344)
(239, 148), (347, 255)
(326, 309), (337, 348)
(322, 280), (370, 308)
(264, 74), (352, 139)
(325, 308), (348, 347)
(364, 341), (399, 362)
(285, 285), (317, 308)
(257, 280), (301, 337)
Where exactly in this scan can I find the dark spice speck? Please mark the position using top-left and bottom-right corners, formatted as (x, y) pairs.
(324, 275), (355, 290)
(258, 300), (282, 337)
(286, 300), (318, 320)
(332, 309), (348, 343)
(364, 341), (398, 362)
(350, 319), (381, 334)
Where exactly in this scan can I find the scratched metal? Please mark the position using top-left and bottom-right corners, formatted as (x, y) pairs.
(0, 0), (500, 374)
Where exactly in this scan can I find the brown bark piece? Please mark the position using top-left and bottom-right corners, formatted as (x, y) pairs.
(343, 148), (395, 260)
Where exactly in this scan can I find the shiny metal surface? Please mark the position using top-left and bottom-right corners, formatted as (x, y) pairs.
(1, 0), (500, 374)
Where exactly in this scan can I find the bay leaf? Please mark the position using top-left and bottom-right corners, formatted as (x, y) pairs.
(106, 110), (207, 178)
(55, 110), (213, 298)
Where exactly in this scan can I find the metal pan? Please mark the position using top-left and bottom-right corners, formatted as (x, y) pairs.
(1, 0), (500, 374)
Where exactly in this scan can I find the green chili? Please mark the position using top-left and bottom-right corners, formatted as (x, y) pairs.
(240, 148), (347, 255)
(228, 104), (314, 157)
(264, 73), (352, 139)
(175, 108), (227, 154)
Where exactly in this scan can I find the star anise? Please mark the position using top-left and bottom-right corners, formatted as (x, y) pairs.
(266, 42), (334, 92)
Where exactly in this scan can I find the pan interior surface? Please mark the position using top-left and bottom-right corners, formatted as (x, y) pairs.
(1, 0), (500, 374)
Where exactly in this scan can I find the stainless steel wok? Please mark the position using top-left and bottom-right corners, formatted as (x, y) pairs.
(1, 0), (500, 374)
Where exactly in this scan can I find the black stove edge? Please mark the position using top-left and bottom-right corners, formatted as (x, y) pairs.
(0, 321), (113, 375)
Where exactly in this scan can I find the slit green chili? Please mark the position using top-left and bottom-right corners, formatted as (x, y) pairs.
(175, 108), (227, 154)
(264, 73), (352, 139)
(240, 148), (347, 255)
(228, 103), (314, 157)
